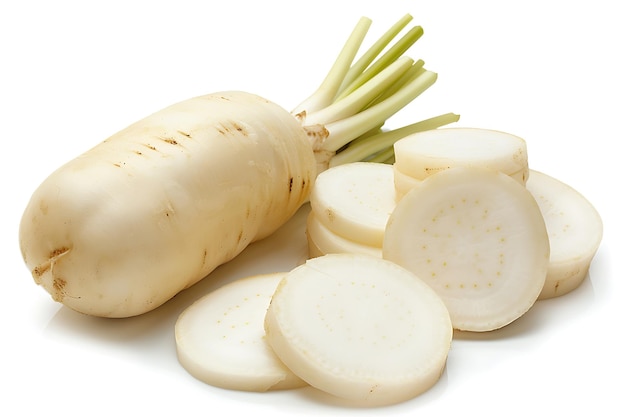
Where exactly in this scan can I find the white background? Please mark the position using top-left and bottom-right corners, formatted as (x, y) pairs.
(1, 0), (624, 415)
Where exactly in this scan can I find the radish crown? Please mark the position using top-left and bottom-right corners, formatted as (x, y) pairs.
(291, 14), (460, 171)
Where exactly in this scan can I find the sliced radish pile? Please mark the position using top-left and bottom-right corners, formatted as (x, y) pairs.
(526, 169), (603, 299)
(173, 124), (605, 406)
(383, 166), (549, 331)
(175, 273), (307, 392)
(393, 127), (528, 198)
(264, 253), (453, 406)
(309, 162), (396, 247)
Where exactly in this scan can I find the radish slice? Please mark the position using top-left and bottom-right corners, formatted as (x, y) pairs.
(264, 253), (453, 406)
(309, 162), (396, 247)
(393, 164), (529, 201)
(393, 127), (529, 185)
(175, 273), (307, 392)
(383, 166), (549, 331)
(306, 212), (382, 258)
(526, 170), (603, 299)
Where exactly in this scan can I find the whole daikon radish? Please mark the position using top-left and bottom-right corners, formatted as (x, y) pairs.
(19, 15), (452, 317)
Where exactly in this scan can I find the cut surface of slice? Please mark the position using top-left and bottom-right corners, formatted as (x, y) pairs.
(393, 127), (529, 184)
(264, 253), (452, 406)
(309, 162), (396, 247)
(526, 170), (603, 299)
(175, 273), (306, 392)
(383, 166), (549, 331)
(306, 211), (382, 258)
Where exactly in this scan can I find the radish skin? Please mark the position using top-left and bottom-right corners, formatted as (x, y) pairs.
(20, 92), (315, 317)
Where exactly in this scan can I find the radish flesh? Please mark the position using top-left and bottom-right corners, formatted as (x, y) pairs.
(383, 166), (550, 331)
(175, 273), (306, 392)
(393, 127), (529, 189)
(526, 169), (603, 299)
(264, 253), (452, 406)
(309, 162), (396, 247)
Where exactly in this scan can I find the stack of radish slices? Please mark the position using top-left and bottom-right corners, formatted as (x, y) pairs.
(175, 127), (603, 406)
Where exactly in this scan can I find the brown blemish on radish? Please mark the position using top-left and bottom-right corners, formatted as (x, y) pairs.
(325, 208), (335, 223)
(32, 247), (70, 286)
(51, 277), (68, 302)
(39, 200), (49, 215)
(160, 137), (179, 146)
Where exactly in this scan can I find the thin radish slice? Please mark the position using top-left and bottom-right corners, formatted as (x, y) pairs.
(383, 166), (549, 331)
(175, 273), (307, 392)
(306, 212), (382, 258)
(393, 163), (529, 201)
(309, 162), (396, 247)
(526, 170), (603, 299)
(264, 253), (453, 406)
(393, 127), (529, 185)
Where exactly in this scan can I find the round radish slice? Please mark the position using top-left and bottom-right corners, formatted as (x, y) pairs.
(305, 212), (382, 258)
(309, 162), (396, 247)
(264, 253), (452, 406)
(383, 166), (549, 332)
(393, 163), (529, 201)
(393, 127), (529, 185)
(526, 170), (603, 299)
(175, 273), (307, 392)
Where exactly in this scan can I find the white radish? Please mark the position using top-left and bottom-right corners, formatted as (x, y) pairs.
(18, 15), (455, 317)
(264, 253), (453, 406)
(306, 211), (382, 258)
(309, 162), (396, 247)
(383, 166), (549, 331)
(525, 170), (603, 299)
(393, 127), (529, 184)
(20, 92), (314, 318)
(175, 273), (306, 392)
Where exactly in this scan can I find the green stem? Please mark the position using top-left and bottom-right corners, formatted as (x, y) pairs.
(365, 146), (395, 164)
(322, 69), (438, 152)
(364, 60), (425, 109)
(329, 112), (461, 167)
(303, 56), (414, 126)
(336, 13), (414, 97)
(293, 14), (458, 171)
(335, 25), (424, 101)
(291, 17), (371, 116)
